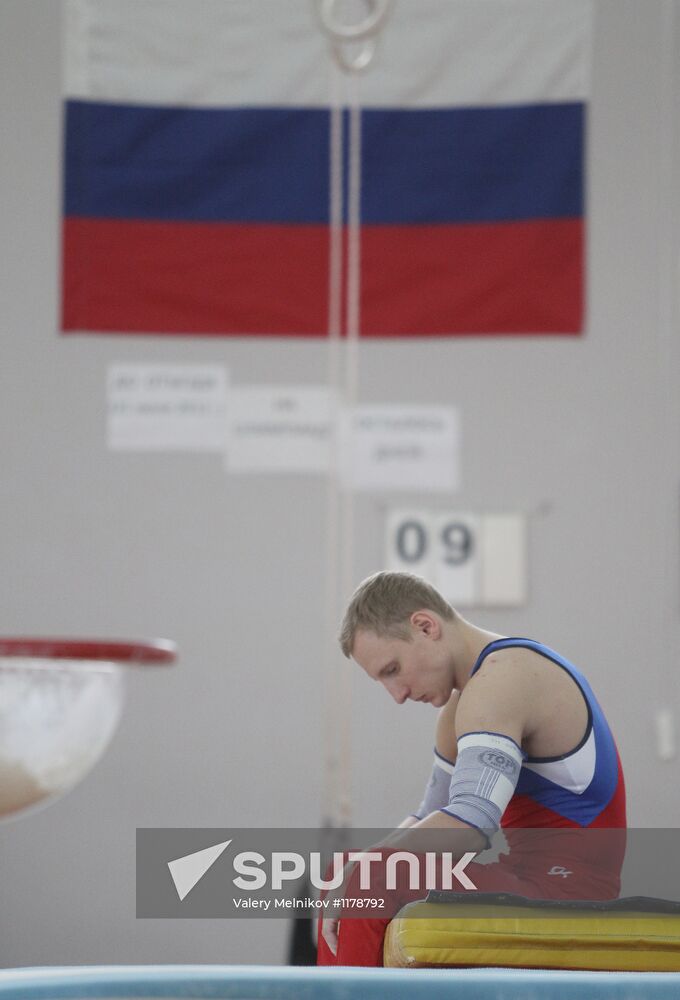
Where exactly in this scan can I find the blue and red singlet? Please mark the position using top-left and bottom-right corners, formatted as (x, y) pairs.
(475, 638), (627, 830)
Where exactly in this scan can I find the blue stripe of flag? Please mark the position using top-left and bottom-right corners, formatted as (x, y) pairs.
(64, 100), (583, 225)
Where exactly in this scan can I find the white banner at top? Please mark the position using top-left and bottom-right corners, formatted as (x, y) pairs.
(64, 0), (592, 108)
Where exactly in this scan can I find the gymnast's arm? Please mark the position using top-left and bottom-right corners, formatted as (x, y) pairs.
(398, 660), (527, 845)
(343, 668), (527, 867)
(322, 674), (527, 952)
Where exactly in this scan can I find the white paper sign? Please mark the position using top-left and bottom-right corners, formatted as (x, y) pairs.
(385, 510), (527, 608)
(341, 406), (460, 493)
(226, 386), (335, 473)
(107, 364), (228, 451)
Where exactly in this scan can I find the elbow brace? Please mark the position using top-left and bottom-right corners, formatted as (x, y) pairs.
(413, 750), (456, 820)
(441, 732), (524, 835)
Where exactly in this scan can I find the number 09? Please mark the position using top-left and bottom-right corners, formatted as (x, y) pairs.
(394, 518), (474, 566)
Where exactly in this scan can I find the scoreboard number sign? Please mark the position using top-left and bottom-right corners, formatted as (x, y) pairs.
(385, 510), (527, 607)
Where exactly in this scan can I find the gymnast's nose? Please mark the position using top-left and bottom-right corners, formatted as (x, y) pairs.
(386, 681), (410, 704)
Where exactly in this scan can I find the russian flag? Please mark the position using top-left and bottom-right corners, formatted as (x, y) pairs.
(62, 0), (591, 337)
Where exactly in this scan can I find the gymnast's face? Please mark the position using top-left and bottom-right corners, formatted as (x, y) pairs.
(352, 613), (454, 708)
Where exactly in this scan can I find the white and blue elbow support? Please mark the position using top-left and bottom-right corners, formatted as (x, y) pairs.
(441, 731), (524, 834)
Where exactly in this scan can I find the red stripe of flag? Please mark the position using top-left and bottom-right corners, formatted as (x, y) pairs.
(62, 217), (582, 336)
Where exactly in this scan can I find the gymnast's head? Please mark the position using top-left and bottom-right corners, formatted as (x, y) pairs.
(339, 571), (458, 707)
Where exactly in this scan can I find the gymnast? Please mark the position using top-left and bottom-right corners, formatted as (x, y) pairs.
(318, 571), (627, 966)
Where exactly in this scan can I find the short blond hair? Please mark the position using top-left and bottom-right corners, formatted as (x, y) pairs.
(339, 571), (455, 658)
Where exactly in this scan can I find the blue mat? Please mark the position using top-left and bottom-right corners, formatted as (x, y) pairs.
(0, 966), (679, 999)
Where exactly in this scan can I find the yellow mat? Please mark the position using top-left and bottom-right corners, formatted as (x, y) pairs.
(384, 895), (680, 970)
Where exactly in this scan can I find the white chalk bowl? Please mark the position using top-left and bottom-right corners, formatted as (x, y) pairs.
(0, 639), (175, 820)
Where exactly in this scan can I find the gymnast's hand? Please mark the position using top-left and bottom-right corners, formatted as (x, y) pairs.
(321, 912), (341, 954)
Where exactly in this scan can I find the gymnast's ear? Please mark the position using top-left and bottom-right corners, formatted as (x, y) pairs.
(410, 610), (441, 638)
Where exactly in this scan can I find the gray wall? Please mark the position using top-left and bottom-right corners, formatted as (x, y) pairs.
(0, 0), (679, 968)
